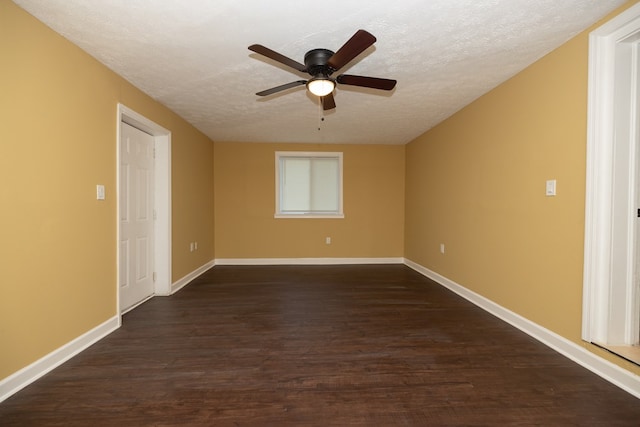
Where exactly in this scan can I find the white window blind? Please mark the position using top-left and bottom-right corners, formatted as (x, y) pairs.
(275, 152), (343, 218)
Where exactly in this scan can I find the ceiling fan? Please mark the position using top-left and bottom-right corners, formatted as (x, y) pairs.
(248, 29), (397, 111)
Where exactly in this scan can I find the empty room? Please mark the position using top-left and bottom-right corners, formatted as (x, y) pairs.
(2, 0), (640, 424)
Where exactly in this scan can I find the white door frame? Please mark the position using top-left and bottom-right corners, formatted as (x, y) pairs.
(117, 104), (172, 315)
(582, 3), (640, 347)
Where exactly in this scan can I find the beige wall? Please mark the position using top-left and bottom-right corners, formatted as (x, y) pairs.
(4, 0), (640, 389)
(405, 1), (640, 375)
(0, 2), (214, 380)
(214, 142), (405, 259)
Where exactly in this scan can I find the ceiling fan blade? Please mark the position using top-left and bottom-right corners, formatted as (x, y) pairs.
(256, 80), (307, 96)
(321, 92), (336, 110)
(336, 74), (397, 91)
(327, 29), (376, 71)
(248, 44), (306, 72)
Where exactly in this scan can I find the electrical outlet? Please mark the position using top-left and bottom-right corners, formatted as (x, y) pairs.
(325, 237), (331, 245)
(190, 242), (194, 252)
(440, 243), (445, 254)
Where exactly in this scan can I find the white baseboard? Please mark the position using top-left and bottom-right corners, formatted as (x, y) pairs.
(0, 260), (217, 403)
(0, 316), (120, 403)
(404, 258), (640, 399)
(214, 257), (404, 265)
(5, 261), (637, 403)
(171, 259), (216, 294)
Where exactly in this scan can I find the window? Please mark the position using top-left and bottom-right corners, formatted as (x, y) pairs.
(275, 151), (343, 218)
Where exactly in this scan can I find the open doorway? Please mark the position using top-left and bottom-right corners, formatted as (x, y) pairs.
(582, 3), (640, 364)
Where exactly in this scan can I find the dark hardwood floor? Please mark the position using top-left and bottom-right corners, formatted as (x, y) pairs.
(2, 264), (639, 426)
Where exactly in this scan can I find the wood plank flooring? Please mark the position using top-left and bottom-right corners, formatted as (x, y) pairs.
(2, 264), (639, 426)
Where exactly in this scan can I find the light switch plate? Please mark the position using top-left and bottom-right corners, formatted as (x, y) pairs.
(545, 179), (556, 196)
(96, 185), (105, 200)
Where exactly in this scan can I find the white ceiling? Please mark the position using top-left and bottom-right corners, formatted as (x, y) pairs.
(13, 0), (626, 145)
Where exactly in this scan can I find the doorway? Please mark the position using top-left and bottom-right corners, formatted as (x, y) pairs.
(582, 3), (640, 363)
(117, 104), (171, 313)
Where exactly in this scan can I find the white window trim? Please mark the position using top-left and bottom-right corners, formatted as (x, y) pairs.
(275, 151), (344, 219)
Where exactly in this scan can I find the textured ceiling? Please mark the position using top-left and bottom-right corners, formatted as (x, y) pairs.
(13, 0), (626, 145)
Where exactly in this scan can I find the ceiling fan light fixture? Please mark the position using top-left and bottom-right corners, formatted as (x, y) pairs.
(307, 77), (335, 97)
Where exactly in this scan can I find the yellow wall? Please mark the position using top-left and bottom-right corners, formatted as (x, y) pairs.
(0, 1), (214, 379)
(405, 1), (640, 375)
(3, 0), (639, 390)
(214, 142), (405, 259)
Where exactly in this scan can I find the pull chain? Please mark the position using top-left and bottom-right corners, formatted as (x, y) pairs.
(318, 97), (324, 131)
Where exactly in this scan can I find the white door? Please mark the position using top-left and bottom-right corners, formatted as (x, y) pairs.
(120, 122), (155, 311)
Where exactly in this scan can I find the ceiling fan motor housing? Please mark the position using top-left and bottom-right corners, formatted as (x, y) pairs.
(304, 48), (335, 78)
